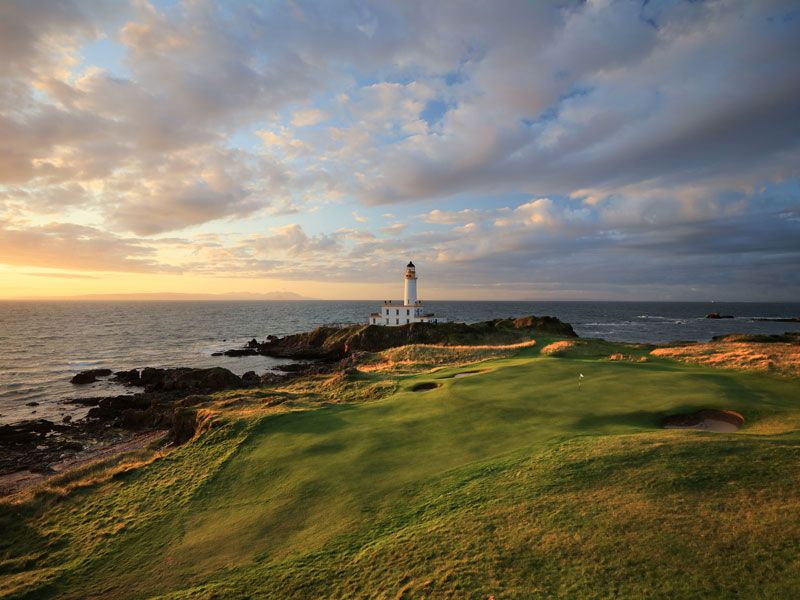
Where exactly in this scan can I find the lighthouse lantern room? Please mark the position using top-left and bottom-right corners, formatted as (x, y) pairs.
(369, 262), (446, 326)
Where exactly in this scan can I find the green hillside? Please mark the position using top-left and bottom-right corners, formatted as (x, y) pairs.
(2, 339), (800, 598)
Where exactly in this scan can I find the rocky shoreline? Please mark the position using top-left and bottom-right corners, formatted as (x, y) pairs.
(0, 316), (575, 489)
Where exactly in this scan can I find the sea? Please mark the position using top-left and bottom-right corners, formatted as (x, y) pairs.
(1, 300), (798, 425)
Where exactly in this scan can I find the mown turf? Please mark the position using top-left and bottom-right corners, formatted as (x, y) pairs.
(1, 341), (799, 599)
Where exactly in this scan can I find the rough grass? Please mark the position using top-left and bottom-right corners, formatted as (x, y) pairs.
(360, 340), (538, 375)
(2, 338), (800, 599)
(652, 340), (800, 377)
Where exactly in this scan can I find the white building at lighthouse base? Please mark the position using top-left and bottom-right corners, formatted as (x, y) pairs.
(369, 261), (446, 326)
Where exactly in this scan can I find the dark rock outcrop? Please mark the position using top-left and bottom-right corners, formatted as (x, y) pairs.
(0, 420), (82, 475)
(241, 370), (260, 385)
(5, 367), (247, 478)
(0, 420), (71, 447)
(171, 407), (201, 444)
(113, 369), (141, 385)
(70, 368), (113, 384)
(140, 367), (243, 394)
(212, 338), (263, 356)
(706, 312), (734, 319)
(213, 348), (259, 357)
(225, 315), (577, 361)
(74, 368), (244, 439)
(111, 367), (244, 394)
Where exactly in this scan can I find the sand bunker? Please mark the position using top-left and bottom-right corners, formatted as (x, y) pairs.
(411, 382), (440, 392)
(439, 369), (485, 379)
(662, 409), (744, 433)
(453, 371), (480, 378)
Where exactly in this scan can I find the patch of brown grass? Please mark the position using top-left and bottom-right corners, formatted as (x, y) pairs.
(361, 340), (536, 374)
(608, 353), (649, 362)
(541, 340), (580, 355)
(652, 341), (800, 377)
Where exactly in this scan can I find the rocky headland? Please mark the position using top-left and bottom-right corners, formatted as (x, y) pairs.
(214, 316), (578, 360)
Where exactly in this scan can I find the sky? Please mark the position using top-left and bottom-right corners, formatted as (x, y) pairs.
(1, 0), (799, 301)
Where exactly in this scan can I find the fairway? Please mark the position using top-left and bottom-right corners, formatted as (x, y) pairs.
(2, 348), (800, 599)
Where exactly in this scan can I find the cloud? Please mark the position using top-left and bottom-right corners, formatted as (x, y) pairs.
(379, 222), (406, 235)
(21, 271), (100, 279)
(422, 208), (499, 225)
(350, 1), (800, 205)
(291, 108), (329, 127)
(1, 0), (799, 299)
(0, 223), (170, 272)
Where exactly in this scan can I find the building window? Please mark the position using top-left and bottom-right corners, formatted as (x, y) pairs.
(395, 309), (399, 315)
(395, 318), (399, 324)
(406, 309), (410, 315)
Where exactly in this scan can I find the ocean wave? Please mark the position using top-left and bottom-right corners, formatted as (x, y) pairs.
(739, 316), (799, 321)
(636, 315), (676, 320)
(67, 359), (103, 368)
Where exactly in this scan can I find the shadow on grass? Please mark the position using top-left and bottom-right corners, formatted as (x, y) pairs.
(571, 403), (746, 431)
(241, 404), (358, 443)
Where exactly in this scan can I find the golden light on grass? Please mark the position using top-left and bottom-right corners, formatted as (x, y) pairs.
(652, 340), (800, 377)
(541, 340), (580, 355)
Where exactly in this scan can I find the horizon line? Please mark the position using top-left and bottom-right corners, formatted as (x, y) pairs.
(0, 297), (795, 304)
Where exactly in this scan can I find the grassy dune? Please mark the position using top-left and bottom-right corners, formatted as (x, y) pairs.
(2, 338), (800, 598)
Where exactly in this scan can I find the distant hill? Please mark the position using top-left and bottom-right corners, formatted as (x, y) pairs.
(17, 291), (317, 301)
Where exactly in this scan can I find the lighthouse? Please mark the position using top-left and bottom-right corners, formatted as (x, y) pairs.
(404, 261), (417, 306)
(369, 261), (446, 326)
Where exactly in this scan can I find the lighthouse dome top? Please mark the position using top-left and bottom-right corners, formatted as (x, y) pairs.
(407, 261), (415, 268)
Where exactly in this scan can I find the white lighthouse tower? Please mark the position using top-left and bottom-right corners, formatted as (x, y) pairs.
(404, 261), (417, 306)
(369, 261), (446, 326)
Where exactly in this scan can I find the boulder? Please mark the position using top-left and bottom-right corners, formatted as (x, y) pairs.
(117, 367), (242, 394)
(706, 312), (734, 319)
(86, 394), (152, 420)
(0, 420), (69, 447)
(241, 371), (260, 385)
(119, 408), (153, 430)
(222, 348), (259, 357)
(153, 367), (243, 394)
(113, 369), (141, 385)
(171, 407), (201, 444)
(70, 368), (113, 384)
(260, 372), (288, 386)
